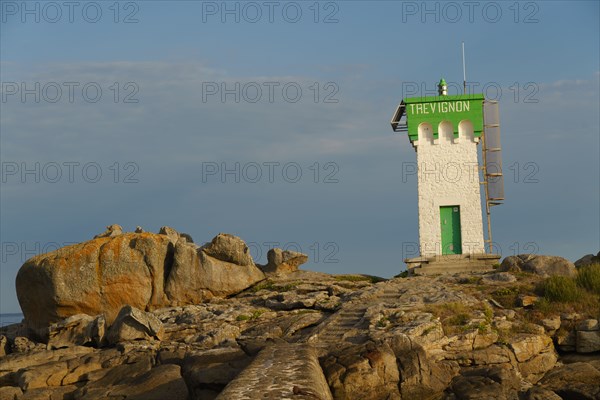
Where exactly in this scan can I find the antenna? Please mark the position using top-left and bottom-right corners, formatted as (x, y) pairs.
(462, 42), (466, 94)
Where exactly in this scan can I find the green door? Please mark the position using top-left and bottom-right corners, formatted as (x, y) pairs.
(440, 206), (462, 255)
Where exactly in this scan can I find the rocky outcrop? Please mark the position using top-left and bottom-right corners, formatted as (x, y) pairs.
(182, 348), (253, 399)
(7, 247), (600, 400)
(94, 224), (123, 238)
(16, 228), (265, 331)
(165, 234), (265, 303)
(260, 248), (309, 275)
(47, 314), (105, 348)
(216, 343), (332, 400)
(321, 341), (402, 400)
(0, 335), (9, 357)
(574, 252), (600, 267)
(537, 361), (600, 399)
(106, 306), (164, 344)
(499, 254), (577, 277)
(575, 319), (600, 353)
(16, 231), (175, 331)
(200, 233), (253, 266)
(448, 365), (520, 400)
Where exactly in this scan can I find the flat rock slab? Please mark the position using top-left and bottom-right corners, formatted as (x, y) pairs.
(216, 343), (333, 400)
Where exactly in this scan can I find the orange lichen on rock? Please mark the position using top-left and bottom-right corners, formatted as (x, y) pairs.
(16, 228), (266, 332)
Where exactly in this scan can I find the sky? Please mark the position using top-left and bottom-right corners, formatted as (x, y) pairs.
(1, 0), (599, 313)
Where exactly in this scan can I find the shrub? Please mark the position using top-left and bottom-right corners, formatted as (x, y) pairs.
(483, 304), (493, 322)
(492, 287), (520, 308)
(447, 313), (470, 326)
(576, 264), (600, 294)
(477, 321), (489, 334)
(533, 297), (553, 314)
(540, 276), (582, 302)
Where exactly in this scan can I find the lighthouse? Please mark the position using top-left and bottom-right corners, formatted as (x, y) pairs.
(391, 79), (502, 274)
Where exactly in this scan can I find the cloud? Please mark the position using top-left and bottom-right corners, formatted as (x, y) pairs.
(1, 62), (598, 313)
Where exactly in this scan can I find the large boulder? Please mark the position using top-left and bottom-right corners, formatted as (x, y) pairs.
(499, 255), (576, 277)
(448, 366), (520, 400)
(17, 232), (175, 330)
(164, 240), (213, 305)
(321, 342), (401, 400)
(17, 229), (265, 331)
(165, 236), (265, 303)
(385, 334), (459, 399)
(200, 233), (253, 266)
(575, 252), (600, 268)
(576, 319), (600, 353)
(260, 248), (309, 275)
(537, 361), (600, 399)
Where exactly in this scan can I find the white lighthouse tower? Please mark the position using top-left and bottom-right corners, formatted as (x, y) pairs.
(391, 79), (502, 274)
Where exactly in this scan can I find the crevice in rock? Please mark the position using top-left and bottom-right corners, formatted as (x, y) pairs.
(162, 242), (175, 294)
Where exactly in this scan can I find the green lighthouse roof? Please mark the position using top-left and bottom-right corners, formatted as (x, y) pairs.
(403, 93), (485, 142)
(438, 78), (447, 86)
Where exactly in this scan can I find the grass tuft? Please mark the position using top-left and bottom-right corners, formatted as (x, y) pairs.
(236, 309), (267, 321)
(539, 276), (582, 302)
(576, 264), (600, 294)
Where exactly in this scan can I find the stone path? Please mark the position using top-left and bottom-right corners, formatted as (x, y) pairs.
(216, 343), (332, 400)
(312, 304), (369, 346)
(216, 278), (481, 399)
(380, 285), (404, 305)
(312, 282), (410, 347)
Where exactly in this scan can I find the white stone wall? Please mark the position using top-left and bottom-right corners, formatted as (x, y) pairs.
(413, 120), (485, 256)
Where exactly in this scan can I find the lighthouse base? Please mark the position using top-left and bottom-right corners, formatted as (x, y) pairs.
(404, 253), (501, 276)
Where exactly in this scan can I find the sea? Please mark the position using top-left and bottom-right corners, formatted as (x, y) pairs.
(0, 313), (24, 327)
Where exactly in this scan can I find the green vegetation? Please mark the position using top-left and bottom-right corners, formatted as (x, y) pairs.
(447, 313), (470, 327)
(491, 287), (520, 308)
(250, 280), (298, 293)
(532, 297), (553, 314)
(576, 264), (600, 294)
(532, 265), (600, 318)
(334, 274), (386, 284)
(458, 276), (482, 285)
(483, 304), (493, 322)
(539, 276), (581, 302)
(537, 264), (600, 301)
(511, 321), (542, 334)
(424, 302), (474, 335)
(376, 316), (389, 328)
(295, 309), (319, 315)
(425, 301), (468, 317)
(475, 321), (489, 334)
(236, 309), (267, 321)
(250, 280), (276, 292)
(422, 326), (437, 336)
